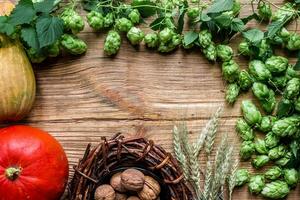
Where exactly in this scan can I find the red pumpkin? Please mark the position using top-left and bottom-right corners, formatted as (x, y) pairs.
(0, 125), (69, 200)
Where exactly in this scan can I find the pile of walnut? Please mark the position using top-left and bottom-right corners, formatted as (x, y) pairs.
(94, 168), (161, 200)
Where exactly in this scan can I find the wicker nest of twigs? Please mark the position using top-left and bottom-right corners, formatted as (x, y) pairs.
(68, 133), (195, 200)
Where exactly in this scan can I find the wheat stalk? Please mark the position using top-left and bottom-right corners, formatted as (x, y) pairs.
(173, 125), (190, 179)
(228, 158), (239, 200)
(204, 107), (222, 154)
(203, 160), (213, 200)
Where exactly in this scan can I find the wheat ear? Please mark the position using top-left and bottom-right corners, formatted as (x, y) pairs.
(228, 158), (239, 200)
(204, 107), (222, 154)
(173, 125), (190, 179)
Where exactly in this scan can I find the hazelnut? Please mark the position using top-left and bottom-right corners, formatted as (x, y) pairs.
(94, 184), (115, 200)
(127, 196), (141, 200)
(115, 192), (127, 200)
(110, 172), (126, 192)
(121, 168), (145, 191)
(138, 176), (161, 200)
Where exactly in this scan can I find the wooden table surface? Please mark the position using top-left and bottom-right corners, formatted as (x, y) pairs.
(6, 0), (299, 199)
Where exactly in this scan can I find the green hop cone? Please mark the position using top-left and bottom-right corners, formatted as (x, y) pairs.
(60, 34), (87, 55)
(26, 48), (47, 63)
(158, 34), (181, 53)
(236, 118), (255, 141)
(261, 181), (290, 199)
(202, 43), (217, 62)
(198, 30), (212, 48)
(283, 168), (299, 187)
(144, 32), (159, 48)
(241, 100), (262, 126)
(272, 2), (296, 21)
(216, 45), (233, 62)
(104, 30), (121, 56)
(225, 83), (240, 104)
(115, 17), (133, 32)
(286, 66), (300, 80)
(258, 1), (272, 21)
(234, 169), (250, 187)
(47, 41), (60, 57)
(260, 90), (276, 114)
(87, 11), (104, 30)
(272, 116), (300, 137)
(259, 116), (277, 133)
(222, 60), (240, 83)
(252, 82), (276, 113)
(187, 7), (200, 20)
(238, 70), (253, 90)
(258, 39), (273, 61)
(249, 60), (272, 82)
(252, 82), (270, 100)
(283, 78), (300, 100)
(265, 166), (282, 180)
(295, 97), (300, 112)
(127, 27), (144, 45)
(254, 138), (268, 154)
(248, 175), (265, 194)
(128, 9), (140, 24)
(275, 152), (292, 167)
(238, 40), (252, 57)
(164, 17), (176, 30)
(103, 13), (114, 28)
(268, 145), (287, 160)
(265, 56), (288, 74)
(61, 8), (85, 34)
(252, 155), (270, 169)
(265, 132), (280, 148)
(270, 75), (288, 90)
(158, 27), (174, 43)
(279, 28), (291, 42)
(240, 141), (255, 160)
(286, 33), (300, 51)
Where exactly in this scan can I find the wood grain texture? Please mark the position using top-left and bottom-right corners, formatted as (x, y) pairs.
(4, 0), (300, 199)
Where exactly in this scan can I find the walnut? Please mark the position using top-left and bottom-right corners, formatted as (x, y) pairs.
(138, 176), (161, 200)
(94, 184), (115, 200)
(121, 168), (145, 191)
(115, 192), (127, 200)
(110, 172), (126, 192)
(127, 196), (141, 200)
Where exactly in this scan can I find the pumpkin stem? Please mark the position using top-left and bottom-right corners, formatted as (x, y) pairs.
(5, 167), (21, 181)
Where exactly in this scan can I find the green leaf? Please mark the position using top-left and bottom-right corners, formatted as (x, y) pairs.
(150, 17), (165, 31)
(207, 0), (234, 14)
(242, 28), (264, 45)
(214, 14), (232, 27)
(231, 18), (245, 32)
(0, 16), (15, 36)
(201, 13), (211, 22)
(9, 0), (36, 25)
(177, 0), (188, 34)
(266, 16), (290, 38)
(34, 0), (56, 13)
(276, 99), (294, 118)
(132, 0), (157, 18)
(183, 31), (198, 46)
(21, 26), (39, 49)
(36, 15), (63, 48)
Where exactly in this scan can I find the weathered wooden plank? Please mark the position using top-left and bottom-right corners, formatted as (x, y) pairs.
(3, 0), (299, 199)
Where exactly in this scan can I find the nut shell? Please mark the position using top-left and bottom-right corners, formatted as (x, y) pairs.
(138, 176), (161, 200)
(110, 172), (126, 192)
(94, 184), (115, 200)
(127, 196), (141, 200)
(121, 168), (145, 191)
(115, 192), (127, 200)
